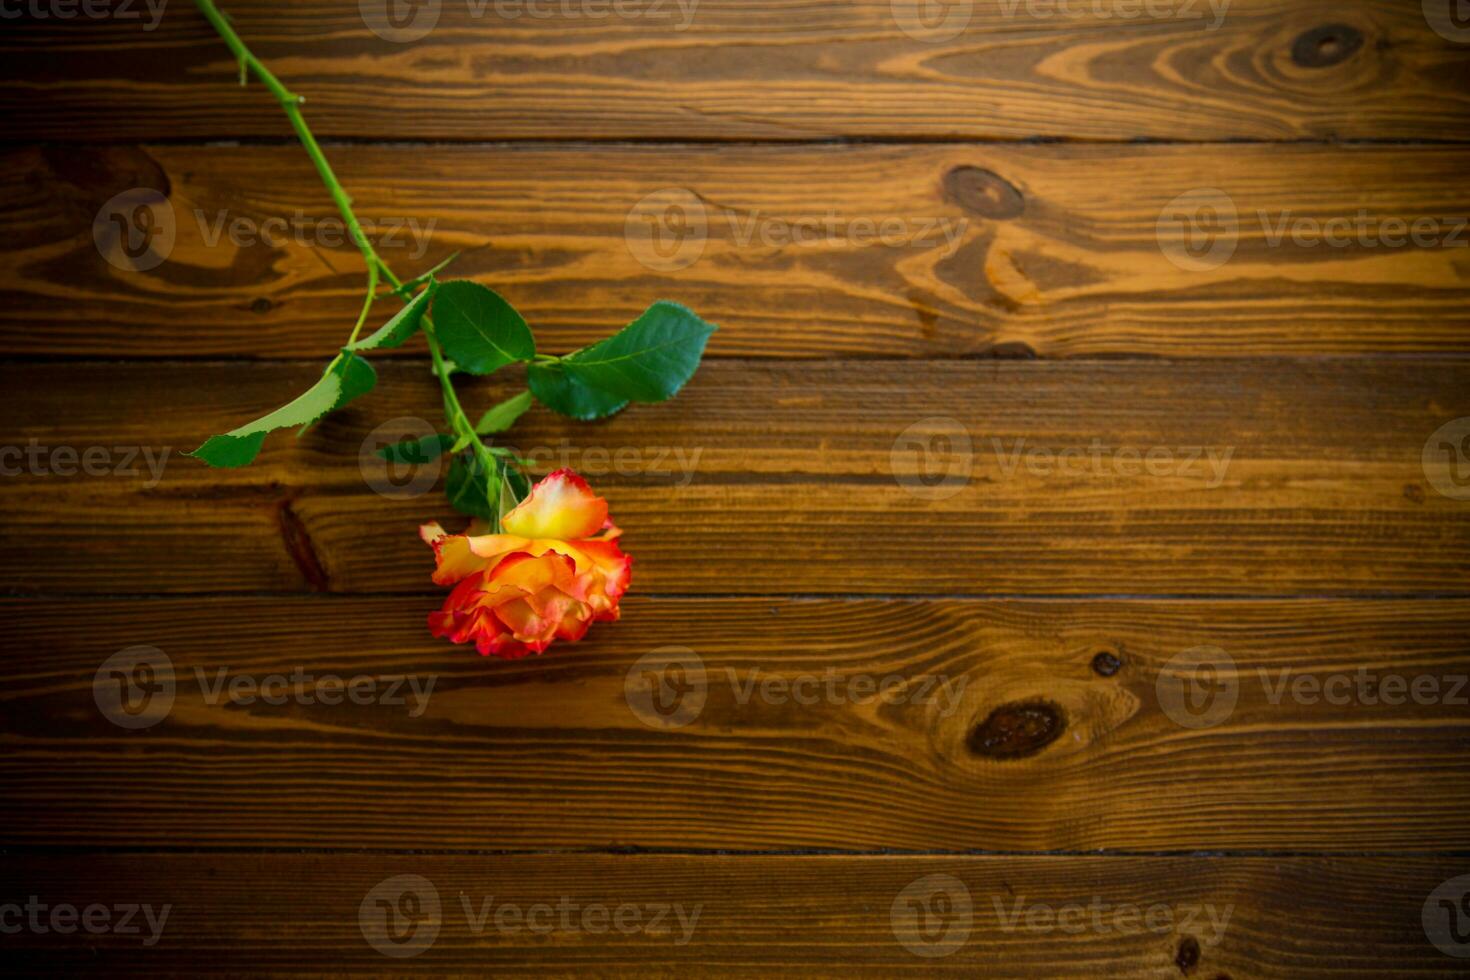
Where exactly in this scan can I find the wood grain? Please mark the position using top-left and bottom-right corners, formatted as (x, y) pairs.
(6, 0), (1468, 973)
(5, 596), (1470, 850)
(5, 142), (1470, 359)
(1, 853), (1461, 976)
(2, 359), (1466, 596)
(2, 1), (1468, 142)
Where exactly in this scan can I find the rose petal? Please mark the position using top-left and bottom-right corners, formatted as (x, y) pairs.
(501, 468), (609, 540)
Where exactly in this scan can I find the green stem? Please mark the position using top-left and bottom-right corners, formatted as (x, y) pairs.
(193, 0), (383, 279)
(345, 260), (379, 348)
(195, 0), (514, 511)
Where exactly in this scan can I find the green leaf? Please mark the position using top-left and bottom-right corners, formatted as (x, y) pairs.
(432, 280), (534, 375)
(528, 361), (629, 421)
(475, 391), (533, 434)
(560, 301), (716, 403)
(445, 454), (495, 521)
(377, 432), (454, 464)
(190, 351), (377, 467)
(349, 282), (434, 352)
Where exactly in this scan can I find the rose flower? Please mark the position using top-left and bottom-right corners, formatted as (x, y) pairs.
(420, 469), (631, 659)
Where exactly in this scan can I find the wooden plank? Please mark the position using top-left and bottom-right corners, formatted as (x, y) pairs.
(4, 596), (1470, 849)
(2, 1), (1467, 142)
(5, 143), (1470, 359)
(0, 853), (1460, 975)
(2, 359), (1467, 596)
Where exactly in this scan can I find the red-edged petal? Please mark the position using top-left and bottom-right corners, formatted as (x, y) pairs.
(576, 537), (633, 606)
(422, 522), (532, 586)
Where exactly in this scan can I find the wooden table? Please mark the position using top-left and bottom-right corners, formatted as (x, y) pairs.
(3, 1), (1469, 974)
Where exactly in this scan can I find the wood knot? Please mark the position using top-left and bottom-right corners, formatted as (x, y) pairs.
(275, 498), (330, 593)
(1091, 650), (1123, 677)
(40, 146), (172, 218)
(251, 297), (274, 315)
(967, 700), (1065, 760)
(1291, 25), (1363, 68)
(1175, 935), (1201, 975)
(944, 166), (1024, 219)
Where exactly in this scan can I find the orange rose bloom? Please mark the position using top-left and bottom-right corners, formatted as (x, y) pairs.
(420, 469), (631, 659)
